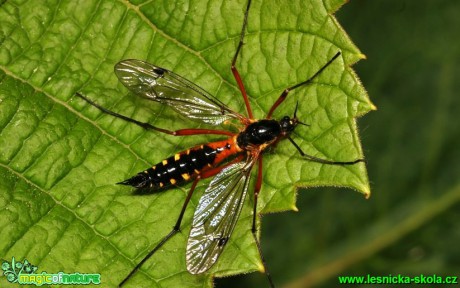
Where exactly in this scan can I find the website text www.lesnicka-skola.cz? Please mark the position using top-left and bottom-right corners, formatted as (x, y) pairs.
(338, 274), (458, 285)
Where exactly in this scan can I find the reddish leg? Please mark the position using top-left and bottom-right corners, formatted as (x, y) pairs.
(251, 155), (275, 288)
(231, 0), (253, 120)
(174, 129), (233, 137)
(76, 92), (234, 137)
(267, 52), (342, 119)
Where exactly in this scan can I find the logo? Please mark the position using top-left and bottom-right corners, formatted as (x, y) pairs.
(2, 257), (101, 286)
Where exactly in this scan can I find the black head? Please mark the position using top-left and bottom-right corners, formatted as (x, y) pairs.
(279, 116), (296, 134)
(279, 101), (308, 135)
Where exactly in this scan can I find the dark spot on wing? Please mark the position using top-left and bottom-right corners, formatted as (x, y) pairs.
(153, 67), (165, 76)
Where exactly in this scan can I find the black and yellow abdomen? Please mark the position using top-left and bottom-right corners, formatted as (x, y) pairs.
(119, 138), (240, 189)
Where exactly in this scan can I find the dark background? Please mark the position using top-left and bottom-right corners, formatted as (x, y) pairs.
(218, 0), (460, 287)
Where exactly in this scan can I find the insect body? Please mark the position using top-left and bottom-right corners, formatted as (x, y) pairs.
(120, 117), (297, 190)
(76, 1), (364, 287)
(239, 116), (303, 147)
(119, 139), (238, 189)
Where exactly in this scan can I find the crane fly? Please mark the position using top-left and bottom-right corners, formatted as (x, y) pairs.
(76, 1), (364, 287)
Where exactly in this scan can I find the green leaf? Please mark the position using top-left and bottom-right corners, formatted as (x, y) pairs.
(0, 0), (373, 287)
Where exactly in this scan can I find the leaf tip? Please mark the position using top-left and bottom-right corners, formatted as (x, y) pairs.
(257, 262), (265, 273)
(358, 53), (367, 60)
(364, 190), (371, 199)
(291, 205), (299, 212)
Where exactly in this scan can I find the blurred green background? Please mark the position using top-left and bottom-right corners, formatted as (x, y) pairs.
(218, 0), (460, 287)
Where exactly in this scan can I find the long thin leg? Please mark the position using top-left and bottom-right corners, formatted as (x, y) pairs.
(287, 136), (364, 165)
(267, 52), (342, 119)
(119, 158), (244, 287)
(231, 0), (253, 120)
(251, 155), (275, 288)
(76, 92), (234, 137)
(119, 177), (200, 287)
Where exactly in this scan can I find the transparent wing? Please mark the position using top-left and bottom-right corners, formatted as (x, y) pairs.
(115, 59), (244, 125)
(186, 157), (256, 274)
